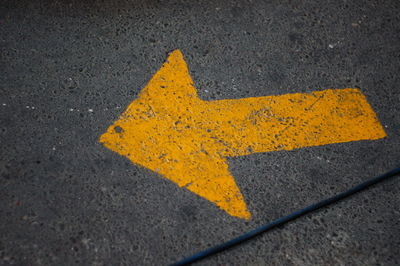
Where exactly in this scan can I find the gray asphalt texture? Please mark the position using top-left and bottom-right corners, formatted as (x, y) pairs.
(1, 0), (400, 265)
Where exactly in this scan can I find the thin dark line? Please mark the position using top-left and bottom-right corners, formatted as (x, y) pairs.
(171, 166), (400, 266)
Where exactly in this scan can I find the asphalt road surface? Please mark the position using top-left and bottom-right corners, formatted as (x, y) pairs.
(1, 0), (400, 265)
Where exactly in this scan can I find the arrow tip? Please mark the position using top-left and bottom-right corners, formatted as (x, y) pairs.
(169, 49), (184, 58)
(138, 48), (198, 102)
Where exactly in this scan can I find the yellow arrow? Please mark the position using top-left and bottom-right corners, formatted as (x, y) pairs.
(100, 50), (386, 219)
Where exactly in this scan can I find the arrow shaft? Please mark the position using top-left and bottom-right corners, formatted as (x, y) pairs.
(203, 88), (386, 156)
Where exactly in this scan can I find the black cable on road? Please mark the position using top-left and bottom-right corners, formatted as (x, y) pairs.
(171, 166), (400, 266)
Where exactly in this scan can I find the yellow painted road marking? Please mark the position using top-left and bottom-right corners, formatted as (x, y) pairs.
(100, 50), (386, 219)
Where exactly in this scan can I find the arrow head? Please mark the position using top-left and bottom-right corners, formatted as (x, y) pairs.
(100, 50), (251, 219)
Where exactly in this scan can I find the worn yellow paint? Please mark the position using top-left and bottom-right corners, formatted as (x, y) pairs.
(100, 50), (386, 219)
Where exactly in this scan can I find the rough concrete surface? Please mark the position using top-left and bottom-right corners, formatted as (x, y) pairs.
(1, 0), (399, 265)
